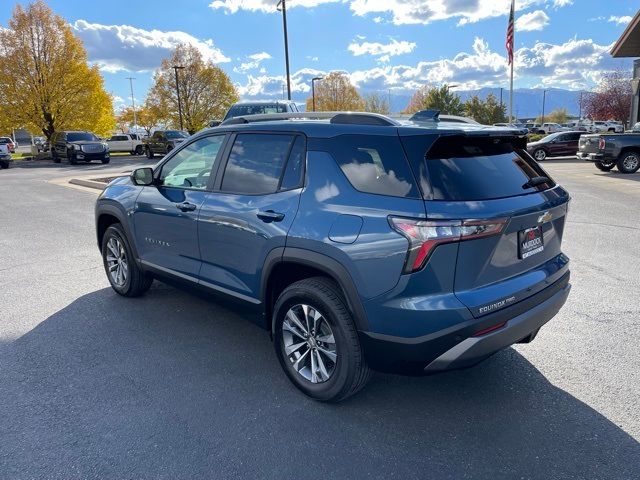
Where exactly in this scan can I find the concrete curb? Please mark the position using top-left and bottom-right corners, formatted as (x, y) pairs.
(68, 178), (107, 191)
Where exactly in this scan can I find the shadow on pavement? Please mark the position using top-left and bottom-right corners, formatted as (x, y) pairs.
(1, 284), (638, 479)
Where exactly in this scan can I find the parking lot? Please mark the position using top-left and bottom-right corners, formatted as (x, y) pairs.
(0, 156), (639, 479)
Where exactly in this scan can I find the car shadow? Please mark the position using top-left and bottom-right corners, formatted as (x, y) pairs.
(1, 284), (638, 479)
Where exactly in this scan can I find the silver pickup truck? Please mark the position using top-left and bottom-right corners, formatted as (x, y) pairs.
(577, 133), (640, 173)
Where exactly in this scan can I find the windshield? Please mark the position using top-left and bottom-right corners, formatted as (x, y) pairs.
(224, 104), (289, 120)
(165, 131), (188, 139)
(67, 132), (99, 142)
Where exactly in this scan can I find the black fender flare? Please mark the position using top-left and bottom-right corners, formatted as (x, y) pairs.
(95, 202), (140, 261)
(262, 247), (369, 333)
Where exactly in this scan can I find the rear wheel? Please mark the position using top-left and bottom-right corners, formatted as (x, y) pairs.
(101, 224), (152, 297)
(273, 277), (371, 402)
(595, 161), (616, 172)
(533, 148), (547, 161)
(616, 152), (640, 174)
(52, 150), (61, 163)
(135, 145), (144, 155)
(145, 146), (154, 159)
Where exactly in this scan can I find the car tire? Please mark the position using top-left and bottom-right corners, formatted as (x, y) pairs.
(101, 158), (110, 164)
(67, 151), (77, 165)
(273, 277), (371, 402)
(52, 150), (61, 163)
(533, 148), (547, 161)
(101, 224), (153, 297)
(0, 162), (9, 169)
(595, 161), (616, 172)
(616, 151), (640, 174)
(135, 145), (144, 155)
(129, 150), (135, 155)
(145, 146), (154, 159)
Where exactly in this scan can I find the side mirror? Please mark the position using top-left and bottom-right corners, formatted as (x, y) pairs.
(131, 167), (154, 186)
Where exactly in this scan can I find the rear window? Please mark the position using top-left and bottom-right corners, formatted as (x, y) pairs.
(224, 104), (289, 120)
(401, 135), (555, 201)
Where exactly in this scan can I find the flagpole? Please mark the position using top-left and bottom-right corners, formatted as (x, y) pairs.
(509, 0), (515, 122)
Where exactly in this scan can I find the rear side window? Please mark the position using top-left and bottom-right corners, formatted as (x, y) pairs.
(323, 135), (419, 198)
(221, 134), (294, 195)
(280, 136), (305, 191)
(401, 135), (554, 201)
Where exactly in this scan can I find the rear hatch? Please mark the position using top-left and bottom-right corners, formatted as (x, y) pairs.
(400, 132), (570, 318)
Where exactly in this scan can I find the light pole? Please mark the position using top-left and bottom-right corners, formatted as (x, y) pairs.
(277, 0), (292, 100)
(499, 87), (504, 107)
(172, 65), (185, 130)
(541, 89), (547, 125)
(311, 77), (323, 111)
(126, 77), (137, 132)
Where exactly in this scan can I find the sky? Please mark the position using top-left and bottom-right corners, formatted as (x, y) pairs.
(0, 0), (637, 112)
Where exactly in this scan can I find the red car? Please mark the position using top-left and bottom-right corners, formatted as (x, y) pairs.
(0, 137), (16, 153)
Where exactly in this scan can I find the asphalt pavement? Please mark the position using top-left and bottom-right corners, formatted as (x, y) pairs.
(0, 156), (638, 479)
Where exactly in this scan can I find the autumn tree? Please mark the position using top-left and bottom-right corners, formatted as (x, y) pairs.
(148, 43), (238, 134)
(363, 92), (390, 115)
(305, 72), (364, 112)
(464, 93), (506, 124)
(0, 1), (115, 139)
(405, 85), (464, 116)
(580, 71), (632, 123)
(536, 108), (569, 124)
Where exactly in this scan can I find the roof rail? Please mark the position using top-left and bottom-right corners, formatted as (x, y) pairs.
(219, 111), (399, 127)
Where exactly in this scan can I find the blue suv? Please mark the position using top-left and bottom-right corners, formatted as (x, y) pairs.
(95, 112), (571, 402)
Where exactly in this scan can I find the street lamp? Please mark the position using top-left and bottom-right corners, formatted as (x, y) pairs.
(173, 65), (185, 131)
(126, 77), (137, 132)
(311, 77), (323, 111)
(276, 0), (292, 101)
(541, 89), (547, 125)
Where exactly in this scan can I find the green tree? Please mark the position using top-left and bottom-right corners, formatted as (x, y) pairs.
(149, 43), (238, 134)
(536, 108), (569, 124)
(0, 1), (115, 139)
(405, 85), (464, 116)
(363, 92), (390, 115)
(305, 71), (364, 111)
(464, 93), (506, 124)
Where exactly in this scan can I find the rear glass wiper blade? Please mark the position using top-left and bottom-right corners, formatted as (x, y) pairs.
(522, 176), (550, 189)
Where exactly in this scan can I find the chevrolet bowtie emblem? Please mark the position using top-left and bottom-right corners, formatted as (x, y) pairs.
(537, 211), (553, 224)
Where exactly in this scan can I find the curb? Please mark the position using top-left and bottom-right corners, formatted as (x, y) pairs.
(68, 178), (107, 191)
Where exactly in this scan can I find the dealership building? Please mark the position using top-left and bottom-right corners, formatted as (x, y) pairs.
(612, 10), (640, 126)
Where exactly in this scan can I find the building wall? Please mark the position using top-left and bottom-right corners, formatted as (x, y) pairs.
(633, 59), (640, 126)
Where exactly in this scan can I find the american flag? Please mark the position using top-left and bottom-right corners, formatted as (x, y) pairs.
(506, 0), (515, 65)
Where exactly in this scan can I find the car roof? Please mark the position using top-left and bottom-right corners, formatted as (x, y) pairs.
(231, 100), (296, 105)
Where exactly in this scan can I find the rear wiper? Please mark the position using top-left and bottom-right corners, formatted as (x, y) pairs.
(522, 176), (550, 189)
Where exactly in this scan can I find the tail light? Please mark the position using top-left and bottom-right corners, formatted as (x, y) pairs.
(389, 217), (508, 273)
(598, 138), (606, 150)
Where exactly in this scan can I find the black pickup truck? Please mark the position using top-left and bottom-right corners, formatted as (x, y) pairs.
(143, 130), (189, 159)
(577, 133), (640, 173)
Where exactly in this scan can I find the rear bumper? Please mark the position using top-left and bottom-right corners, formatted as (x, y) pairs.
(359, 272), (570, 374)
(576, 152), (603, 161)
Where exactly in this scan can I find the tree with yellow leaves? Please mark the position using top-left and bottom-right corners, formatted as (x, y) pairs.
(148, 44), (238, 134)
(305, 72), (365, 112)
(0, 1), (115, 139)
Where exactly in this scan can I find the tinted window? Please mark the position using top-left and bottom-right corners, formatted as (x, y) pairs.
(159, 135), (225, 190)
(221, 134), (294, 195)
(323, 135), (419, 198)
(225, 104), (289, 120)
(401, 135), (554, 201)
(280, 136), (305, 190)
(67, 132), (98, 142)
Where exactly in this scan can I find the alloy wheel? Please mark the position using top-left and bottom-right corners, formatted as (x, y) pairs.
(622, 154), (639, 171)
(105, 237), (128, 287)
(282, 304), (337, 384)
(534, 149), (546, 161)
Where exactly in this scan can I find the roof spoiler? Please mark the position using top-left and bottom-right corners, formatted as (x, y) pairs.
(409, 110), (441, 122)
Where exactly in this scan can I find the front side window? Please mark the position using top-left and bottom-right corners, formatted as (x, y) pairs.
(159, 135), (225, 190)
(221, 134), (294, 195)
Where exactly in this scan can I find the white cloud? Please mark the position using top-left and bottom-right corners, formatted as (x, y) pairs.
(209, 0), (339, 14)
(348, 39), (416, 61)
(608, 15), (632, 25)
(233, 51), (272, 73)
(72, 20), (229, 73)
(515, 10), (549, 31)
(237, 68), (325, 97)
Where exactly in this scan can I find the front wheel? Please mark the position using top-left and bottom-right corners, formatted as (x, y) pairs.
(616, 152), (640, 174)
(273, 277), (371, 402)
(67, 152), (77, 165)
(101, 158), (110, 164)
(595, 161), (616, 172)
(52, 150), (61, 163)
(101, 224), (153, 297)
(145, 146), (154, 159)
(533, 148), (547, 161)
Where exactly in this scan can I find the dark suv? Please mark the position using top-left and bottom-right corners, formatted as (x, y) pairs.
(95, 112), (571, 402)
(51, 131), (110, 164)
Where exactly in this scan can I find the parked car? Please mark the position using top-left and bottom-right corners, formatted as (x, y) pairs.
(524, 123), (540, 133)
(527, 131), (583, 161)
(143, 130), (189, 159)
(219, 100), (300, 125)
(33, 136), (48, 152)
(591, 121), (624, 133)
(95, 111), (571, 402)
(0, 136), (16, 153)
(51, 131), (110, 165)
(0, 143), (11, 169)
(538, 123), (563, 134)
(106, 133), (144, 155)
(577, 132), (640, 173)
(631, 122), (640, 133)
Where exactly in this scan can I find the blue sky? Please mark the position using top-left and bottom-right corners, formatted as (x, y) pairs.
(1, 0), (636, 110)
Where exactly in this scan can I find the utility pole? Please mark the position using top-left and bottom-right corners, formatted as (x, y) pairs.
(277, 0), (292, 100)
(311, 77), (323, 112)
(172, 66), (185, 130)
(541, 89), (547, 125)
(126, 77), (137, 132)
(500, 87), (504, 107)
(579, 91), (583, 119)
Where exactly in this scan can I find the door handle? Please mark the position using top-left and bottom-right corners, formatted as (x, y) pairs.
(176, 202), (197, 212)
(257, 210), (285, 223)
